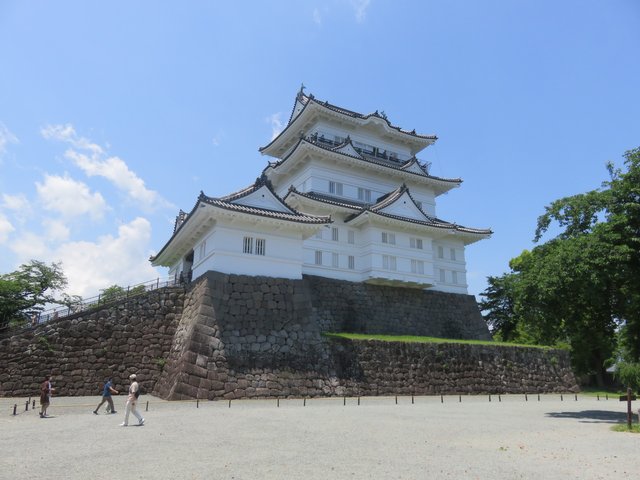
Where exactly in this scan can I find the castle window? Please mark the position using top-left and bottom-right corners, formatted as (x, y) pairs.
(243, 237), (253, 254)
(411, 259), (424, 274)
(243, 236), (265, 256)
(410, 237), (423, 250)
(332, 227), (339, 242)
(452, 271), (458, 284)
(437, 246), (444, 259)
(358, 187), (372, 202)
(382, 255), (397, 271)
(329, 181), (343, 196)
(315, 250), (323, 265)
(381, 232), (396, 245)
(439, 269), (446, 283)
(348, 230), (355, 245)
(450, 248), (457, 261)
(348, 255), (355, 270)
(332, 253), (339, 268)
(199, 240), (207, 259)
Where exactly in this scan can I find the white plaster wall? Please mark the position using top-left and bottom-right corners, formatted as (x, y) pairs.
(190, 222), (305, 280)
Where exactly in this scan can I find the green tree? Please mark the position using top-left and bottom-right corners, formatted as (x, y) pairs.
(99, 285), (126, 304)
(0, 260), (68, 329)
(481, 147), (640, 385)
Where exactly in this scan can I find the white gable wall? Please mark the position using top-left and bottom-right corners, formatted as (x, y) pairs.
(190, 219), (305, 280)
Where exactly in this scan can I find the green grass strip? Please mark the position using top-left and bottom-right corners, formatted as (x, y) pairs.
(611, 424), (640, 433)
(323, 332), (557, 349)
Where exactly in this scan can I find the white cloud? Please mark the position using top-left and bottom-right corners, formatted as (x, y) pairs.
(266, 113), (284, 140)
(41, 124), (104, 155)
(2, 193), (31, 222)
(42, 218), (70, 242)
(0, 213), (15, 243)
(0, 122), (18, 157)
(36, 173), (108, 220)
(313, 8), (322, 25)
(41, 123), (172, 212)
(53, 217), (160, 298)
(9, 231), (48, 261)
(351, 0), (371, 23)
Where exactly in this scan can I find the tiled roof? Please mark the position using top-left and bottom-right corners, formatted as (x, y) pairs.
(265, 137), (462, 186)
(292, 90), (438, 141)
(286, 185), (492, 237)
(260, 88), (437, 154)
(151, 178), (331, 263)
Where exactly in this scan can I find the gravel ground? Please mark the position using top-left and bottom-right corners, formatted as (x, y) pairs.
(1, 394), (638, 479)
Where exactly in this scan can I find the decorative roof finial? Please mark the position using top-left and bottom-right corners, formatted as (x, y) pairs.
(299, 83), (306, 96)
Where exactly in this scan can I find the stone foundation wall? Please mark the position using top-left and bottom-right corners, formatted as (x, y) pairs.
(0, 272), (579, 399)
(0, 288), (185, 397)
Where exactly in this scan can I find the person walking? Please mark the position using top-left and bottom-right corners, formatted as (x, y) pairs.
(120, 373), (144, 427)
(39, 374), (54, 418)
(93, 377), (119, 415)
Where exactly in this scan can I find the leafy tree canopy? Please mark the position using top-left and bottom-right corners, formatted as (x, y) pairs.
(0, 260), (68, 329)
(480, 147), (640, 385)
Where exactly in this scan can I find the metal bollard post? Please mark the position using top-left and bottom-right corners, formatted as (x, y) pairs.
(395, 396), (398, 405)
(303, 398), (306, 407)
(411, 394), (414, 404)
(197, 399), (199, 408)
(489, 394), (492, 402)
(525, 393), (528, 402)
(459, 395), (461, 403)
(343, 396), (346, 406)
(277, 398), (280, 408)
(597, 394), (600, 401)
(146, 401), (149, 412)
(358, 397), (360, 406)
(575, 394), (577, 401)
(25, 400), (29, 411)
(228, 399), (231, 408)
(499, 395), (501, 402)
(13, 404), (17, 415)
(537, 394), (540, 402)
(561, 394), (563, 401)
(32, 400), (36, 409)
(441, 394), (443, 403)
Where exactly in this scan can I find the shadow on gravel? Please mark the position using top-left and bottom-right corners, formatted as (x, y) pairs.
(545, 410), (633, 424)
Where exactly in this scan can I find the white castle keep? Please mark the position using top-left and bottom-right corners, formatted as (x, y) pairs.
(151, 87), (491, 294)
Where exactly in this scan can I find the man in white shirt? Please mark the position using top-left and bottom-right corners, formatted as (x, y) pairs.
(120, 373), (145, 427)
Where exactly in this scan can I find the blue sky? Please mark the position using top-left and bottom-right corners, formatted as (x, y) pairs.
(1, 1), (638, 299)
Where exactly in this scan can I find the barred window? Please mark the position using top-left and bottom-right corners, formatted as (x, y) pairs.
(243, 236), (253, 254)
(357, 187), (372, 202)
(452, 271), (458, 284)
(411, 259), (424, 274)
(332, 227), (339, 242)
(439, 269), (446, 283)
(348, 255), (355, 270)
(450, 248), (457, 261)
(382, 255), (397, 271)
(329, 181), (343, 196)
(332, 253), (339, 268)
(315, 250), (323, 265)
(348, 230), (355, 245)
(381, 232), (396, 245)
(255, 238), (266, 256)
(410, 237), (423, 250)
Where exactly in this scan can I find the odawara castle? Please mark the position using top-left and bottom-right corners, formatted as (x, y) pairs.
(151, 86), (491, 294)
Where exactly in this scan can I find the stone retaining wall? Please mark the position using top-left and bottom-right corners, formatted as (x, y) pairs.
(0, 271), (579, 399)
(0, 288), (185, 397)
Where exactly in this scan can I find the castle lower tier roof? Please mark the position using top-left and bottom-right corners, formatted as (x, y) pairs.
(285, 187), (492, 242)
(150, 179), (330, 266)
